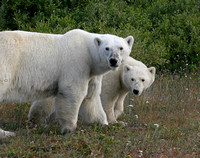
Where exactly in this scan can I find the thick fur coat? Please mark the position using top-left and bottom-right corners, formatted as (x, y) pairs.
(28, 57), (155, 125)
(0, 29), (134, 135)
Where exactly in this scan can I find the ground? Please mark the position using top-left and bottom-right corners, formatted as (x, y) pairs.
(0, 73), (199, 157)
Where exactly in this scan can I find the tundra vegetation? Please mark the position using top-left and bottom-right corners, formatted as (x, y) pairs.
(0, 0), (199, 157)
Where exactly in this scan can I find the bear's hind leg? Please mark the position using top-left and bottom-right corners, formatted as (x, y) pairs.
(45, 111), (56, 124)
(0, 66), (12, 102)
(0, 128), (16, 139)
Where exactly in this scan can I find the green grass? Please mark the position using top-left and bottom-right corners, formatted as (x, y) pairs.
(0, 73), (199, 157)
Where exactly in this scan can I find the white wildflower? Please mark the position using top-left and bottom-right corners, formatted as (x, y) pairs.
(128, 104), (134, 108)
(154, 124), (159, 128)
(126, 141), (131, 146)
(138, 150), (143, 157)
(135, 115), (138, 119)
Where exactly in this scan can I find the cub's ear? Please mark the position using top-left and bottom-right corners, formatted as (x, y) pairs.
(124, 64), (132, 72)
(124, 36), (134, 48)
(148, 67), (156, 75)
(94, 37), (103, 47)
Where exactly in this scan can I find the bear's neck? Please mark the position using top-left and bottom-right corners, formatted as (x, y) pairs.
(119, 67), (129, 93)
(90, 64), (110, 76)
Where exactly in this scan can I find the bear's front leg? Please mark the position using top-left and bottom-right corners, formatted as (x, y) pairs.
(103, 102), (118, 124)
(114, 92), (128, 119)
(55, 84), (88, 135)
(101, 90), (119, 124)
(79, 76), (108, 125)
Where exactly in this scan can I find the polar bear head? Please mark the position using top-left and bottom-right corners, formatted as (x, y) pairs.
(94, 35), (134, 70)
(122, 65), (156, 96)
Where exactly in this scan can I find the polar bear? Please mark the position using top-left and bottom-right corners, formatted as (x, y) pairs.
(28, 57), (155, 125)
(0, 29), (134, 135)
(101, 57), (156, 123)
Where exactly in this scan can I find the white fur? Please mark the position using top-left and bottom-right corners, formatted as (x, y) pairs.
(0, 128), (16, 139)
(28, 57), (155, 125)
(0, 29), (134, 135)
(101, 57), (156, 123)
(28, 97), (55, 125)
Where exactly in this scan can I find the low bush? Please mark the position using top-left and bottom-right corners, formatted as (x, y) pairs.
(0, 0), (199, 72)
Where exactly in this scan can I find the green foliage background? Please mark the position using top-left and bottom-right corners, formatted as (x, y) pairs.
(0, 0), (199, 72)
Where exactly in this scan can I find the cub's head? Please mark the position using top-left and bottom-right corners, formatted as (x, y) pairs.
(94, 35), (134, 70)
(122, 65), (156, 96)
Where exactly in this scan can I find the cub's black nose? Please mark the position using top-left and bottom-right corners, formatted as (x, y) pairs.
(109, 58), (118, 67)
(133, 89), (139, 95)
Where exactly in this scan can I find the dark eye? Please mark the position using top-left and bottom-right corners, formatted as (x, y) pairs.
(120, 47), (123, 50)
(131, 78), (135, 81)
(141, 79), (145, 82)
(105, 47), (109, 51)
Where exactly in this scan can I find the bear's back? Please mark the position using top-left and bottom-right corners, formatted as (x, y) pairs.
(123, 57), (147, 69)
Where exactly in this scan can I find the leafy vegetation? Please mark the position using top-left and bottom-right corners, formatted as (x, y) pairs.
(0, 0), (199, 72)
(0, 74), (199, 157)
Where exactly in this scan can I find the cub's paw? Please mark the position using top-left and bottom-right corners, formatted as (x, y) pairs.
(117, 121), (128, 127)
(110, 121), (127, 127)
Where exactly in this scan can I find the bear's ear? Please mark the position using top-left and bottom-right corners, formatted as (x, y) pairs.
(124, 36), (134, 48)
(124, 64), (132, 72)
(148, 67), (156, 75)
(94, 37), (103, 47)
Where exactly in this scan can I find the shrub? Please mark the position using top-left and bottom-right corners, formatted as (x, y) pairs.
(0, 0), (199, 72)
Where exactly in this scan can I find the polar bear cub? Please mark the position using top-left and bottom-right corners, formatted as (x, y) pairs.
(28, 57), (155, 125)
(101, 56), (156, 123)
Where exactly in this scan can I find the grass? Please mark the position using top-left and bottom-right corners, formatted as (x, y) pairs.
(0, 73), (199, 157)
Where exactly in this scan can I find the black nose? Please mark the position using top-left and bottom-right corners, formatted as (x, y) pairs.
(133, 89), (139, 95)
(109, 58), (118, 66)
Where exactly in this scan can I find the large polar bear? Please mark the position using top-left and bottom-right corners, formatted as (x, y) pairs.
(28, 57), (156, 125)
(0, 29), (134, 136)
